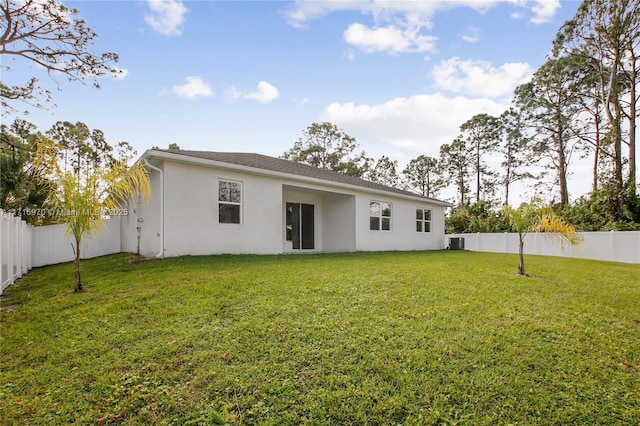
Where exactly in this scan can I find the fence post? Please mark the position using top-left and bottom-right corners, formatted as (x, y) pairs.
(26, 223), (32, 271)
(8, 211), (14, 288)
(0, 209), (4, 294)
(609, 230), (615, 262)
(21, 218), (28, 275)
(16, 216), (23, 279)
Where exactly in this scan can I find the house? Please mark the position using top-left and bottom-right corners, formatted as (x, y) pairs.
(121, 150), (453, 257)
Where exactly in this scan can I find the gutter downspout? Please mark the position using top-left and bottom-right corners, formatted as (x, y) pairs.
(144, 161), (164, 258)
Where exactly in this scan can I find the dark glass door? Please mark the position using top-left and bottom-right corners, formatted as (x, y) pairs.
(286, 203), (314, 250)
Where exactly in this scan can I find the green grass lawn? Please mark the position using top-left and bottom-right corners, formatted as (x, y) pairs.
(1, 251), (639, 425)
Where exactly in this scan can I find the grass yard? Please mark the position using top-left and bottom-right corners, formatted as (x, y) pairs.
(0, 251), (639, 425)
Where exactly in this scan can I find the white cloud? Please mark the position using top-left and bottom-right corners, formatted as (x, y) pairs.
(321, 93), (508, 159)
(145, 0), (189, 36)
(343, 23), (437, 54)
(246, 81), (280, 103)
(286, 1), (496, 29)
(285, 0), (561, 51)
(285, 1), (360, 29)
(286, 1), (497, 55)
(170, 76), (213, 99)
(431, 57), (533, 98)
(529, 0), (561, 24)
(461, 26), (480, 43)
(29, 0), (73, 24)
(227, 81), (280, 103)
(507, 0), (561, 24)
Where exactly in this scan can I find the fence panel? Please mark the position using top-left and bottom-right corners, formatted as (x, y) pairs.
(1, 209), (33, 294)
(446, 231), (640, 264)
(32, 217), (122, 268)
(1, 212), (121, 293)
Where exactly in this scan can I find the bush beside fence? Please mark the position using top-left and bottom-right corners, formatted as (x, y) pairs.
(446, 231), (640, 264)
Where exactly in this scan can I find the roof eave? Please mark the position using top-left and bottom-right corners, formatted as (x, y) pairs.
(142, 149), (453, 207)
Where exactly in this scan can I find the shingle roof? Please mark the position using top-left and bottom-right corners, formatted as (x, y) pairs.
(151, 149), (450, 205)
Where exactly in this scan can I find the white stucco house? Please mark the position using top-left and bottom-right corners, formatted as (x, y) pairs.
(120, 150), (453, 257)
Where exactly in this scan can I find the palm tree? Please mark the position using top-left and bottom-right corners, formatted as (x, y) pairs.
(35, 135), (150, 292)
(504, 200), (582, 276)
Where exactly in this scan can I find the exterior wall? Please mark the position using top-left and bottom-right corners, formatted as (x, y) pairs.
(322, 193), (356, 253)
(123, 158), (449, 257)
(282, 185), (446, 253)
(355, 192), (446, 252)
(159, 161), (283, 256)
(121, 165), (163, 257)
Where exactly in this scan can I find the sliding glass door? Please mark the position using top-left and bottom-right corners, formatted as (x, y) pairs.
(286, 203), (314, 250)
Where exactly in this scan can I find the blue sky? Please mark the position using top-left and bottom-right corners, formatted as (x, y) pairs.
(5, 0), (586, 202)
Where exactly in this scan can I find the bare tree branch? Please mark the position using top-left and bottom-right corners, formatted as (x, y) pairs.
(0, 0), (120, 115)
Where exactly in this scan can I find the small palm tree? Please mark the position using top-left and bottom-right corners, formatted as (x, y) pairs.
(504, 200), (582, 276)
(35, 135), (150, 292)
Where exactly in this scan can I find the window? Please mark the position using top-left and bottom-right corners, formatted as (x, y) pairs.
(218, 180), (242, 224)
(416, 208), (431, 232)
(370, 201), (391, 231)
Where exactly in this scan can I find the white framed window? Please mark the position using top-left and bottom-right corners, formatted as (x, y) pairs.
(370, 201), (392, 231)
(416, 208), (431, 232)
(218, 179), (242, 224)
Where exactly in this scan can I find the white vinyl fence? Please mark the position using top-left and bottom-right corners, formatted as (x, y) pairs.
(3, 210), (639, 295)
(0, 211), (122, 294)
(31, 217), (121, 268)
(1, 209), (32, 294)
(446, 231), (640, 264)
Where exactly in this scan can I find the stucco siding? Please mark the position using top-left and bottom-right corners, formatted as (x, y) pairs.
(161, 161), (283, 256)
(123, 153), (449, 257)
(355, 193), (446, 252)
(121, 165), (163, 257)
(322, 194), (356, 253)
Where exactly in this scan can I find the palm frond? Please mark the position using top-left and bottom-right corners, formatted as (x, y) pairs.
(533, 213), (583, 248)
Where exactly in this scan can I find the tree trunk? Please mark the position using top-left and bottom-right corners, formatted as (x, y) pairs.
(603, 57), (625, 218)
(504, 145), (511, 206)
(592, 99), (601, 192)
(556, 134), (569, 207)
(74, 237), (83, 292)
(458, 171), (466, 205)
(476, 144), (481, 203)
(613, 110), (625, 218)
(504, 181), (510, 207)
(592, 147), (599, 193)
(518, 234), (526, 276)
(628, 53), (637, 198)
